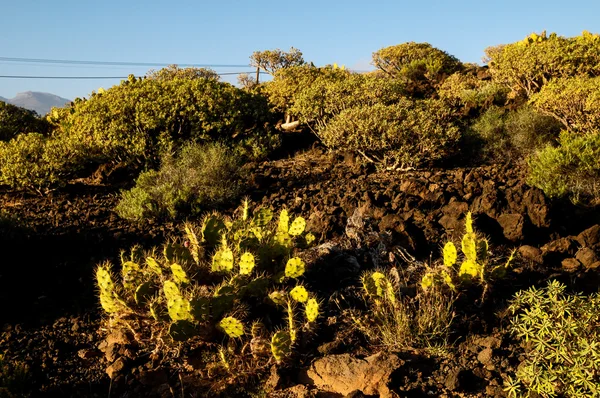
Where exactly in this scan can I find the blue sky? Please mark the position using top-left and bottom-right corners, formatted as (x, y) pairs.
(1, 0), (598, 101)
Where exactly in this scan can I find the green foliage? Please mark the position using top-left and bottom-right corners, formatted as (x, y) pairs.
(0, 132), (87, 192)
(250, 47), (305, 75)
(146, 64), (220, 81)
(528, 130), (600, 203)
(372, 42), (462, 86)
(319, 99), (461, 168)
(485, 31), (600, 98)
(115, 142), (244, 221)
(96, 201), (319, 366)
(529, 76), (600, 132)
(467, 105), (562, 160)
(264, 65), (324, 113)
(353, 270), (454, 351)
(505, 280), (600, 398)
(438, 72), (509, 108)
(0, 101), (50, 141)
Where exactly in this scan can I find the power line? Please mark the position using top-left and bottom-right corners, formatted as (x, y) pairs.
(0, 71), (268, 79)
(0, 56), (250, 68)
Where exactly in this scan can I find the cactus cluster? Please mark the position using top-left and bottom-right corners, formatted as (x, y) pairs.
(95, 200), (320, 364)
(421, 212), (515, 292)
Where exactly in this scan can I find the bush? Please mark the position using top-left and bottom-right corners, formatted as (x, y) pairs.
(528, 130), (600, 202)
(0, 132), (86, 192)
(250, 47), (304, 75)
(486, 31), (600, 98)
(529, 76), (600, 132)
(116, 142), (245, 221)
(290, 69), (407, 130)
(319, 99), (461, 168)
(263, 65), (324, 114)
(0, 101), (50, 141)
(145, 65), (220, 81)
(504, 280), (600, 398)
(50, 70), (276, 167)
(372, 42), (463, 85)
(467, 105), (561, 161)
(438, 73), (509, 108)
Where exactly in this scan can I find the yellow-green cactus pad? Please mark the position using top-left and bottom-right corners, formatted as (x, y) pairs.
(459, 260), (481, 279)
(99, 291), (120, 313)
(285, 257), (305, 278)
(271, 330), (292, 362)
(288, 217), (306, 236)
(146, 257), (162, 275)
(219, 316), (244, 338)
(239, 252), (255, 275)
(167, 297), (192, 321)
(134, 282), (155, 305)
(290, 286), (309, 303)
(461, 233), (477, 263)
(278, 209), (290, 234)
(465, 212), (474, 234)
(305, 298), (319, 322)
(443, 242), (457, 267)
(212, 247), (234, 272)
(169, 320), (197, 342)
(163, 280), (181, 302)
(96, 265), (114, 292)
(170, 264), (190, 284)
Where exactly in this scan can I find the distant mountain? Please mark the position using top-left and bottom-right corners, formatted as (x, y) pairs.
(1, 91), (71, 116)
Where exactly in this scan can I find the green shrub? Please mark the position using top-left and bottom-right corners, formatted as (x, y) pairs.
(250, 47), (305, 75)
(0, 101), (50, 141)
(438, 73), (509, 108)
(318, 99), (461, 168)
(145, 65), (220, 81)
(528, 130), (600, 202)
(50, 70), (276, 167)
(0, 353), (30, 398)
(116, 142), (245, 221)
(504, 280), (600, 398)
(372, 42), (463, 85)
(264, 64), (324, 114)
(486, 31), (600, 98)
(0, 132), (86, 192)
(529, 76), (600, 132)
(96, 201), (318, 373)
(467, 105), (561, 161)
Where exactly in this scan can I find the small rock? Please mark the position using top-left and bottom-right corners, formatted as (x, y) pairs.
(77, 349), (101, 359)
(561, 258), (581, 272)
(473, 336), (502, 349)
(576, 247), (599, 268)
(477, 348), (493, 365)
(444, 369), (462, 390)
(542, 237), (576, 255)
(300, 352), (403, 398)
(497, 214), (525, 241)
(106, 357), (127, 379)
(518, 245), (543, 264)
(576, 225), (600, 248)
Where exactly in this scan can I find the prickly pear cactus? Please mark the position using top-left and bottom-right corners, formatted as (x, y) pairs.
(269, 291), (287, 306)
(288, 217), (306, 236)
(362, 271), (395, 304)
(305, 298), (319, 323)
(146, 257), (163, 275)
(135, 282), (155, 305)
(290, 286), (308, 303)
(184, 222), (201, 264)
(219, 316), (244, 338)
(271, 330), (292, 362)
(170, 264), (190, 285)
(212, 238), (234, 273)
(169, 320), (197, 342)
(443, 242), (457, 267)
(285, 257), (305, 278)
(238, 252), (255, 275)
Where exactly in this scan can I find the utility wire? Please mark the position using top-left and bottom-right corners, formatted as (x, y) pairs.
(0, 71), (268, 79)
(0, 56), (250, 68)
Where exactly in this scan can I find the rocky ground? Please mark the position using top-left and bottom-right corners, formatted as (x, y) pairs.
(1, 144), (599, 397)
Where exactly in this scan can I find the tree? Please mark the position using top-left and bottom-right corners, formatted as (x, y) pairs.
(250, 47), (305, 75)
